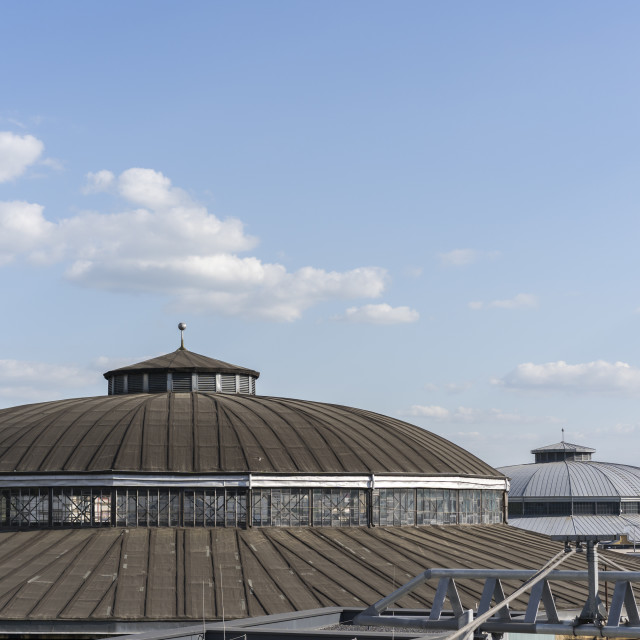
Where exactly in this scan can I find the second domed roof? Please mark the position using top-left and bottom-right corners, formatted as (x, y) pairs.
(499, 460), (640, 498)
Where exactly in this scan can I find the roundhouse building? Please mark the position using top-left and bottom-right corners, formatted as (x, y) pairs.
(0, 338), (637, 636)
(499, 441), (640, 540)
(2, 347), (506, 530)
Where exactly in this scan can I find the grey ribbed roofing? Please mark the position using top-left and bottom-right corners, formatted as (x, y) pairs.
(531, 441), (595, 454)
(0, 393), (500, 475)
(103, 349), (260, 379)
(0, 524), (637, 623)
(508, 514), (640, 540)
(499, 461), (640, 498)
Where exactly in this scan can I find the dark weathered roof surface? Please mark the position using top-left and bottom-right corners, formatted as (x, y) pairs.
(0, 393), (500, 475)
(0, 524), (636, 622)
(531, 442), (595, 454)
(499, 461), (640, 498)
(103, 349), (260, 378)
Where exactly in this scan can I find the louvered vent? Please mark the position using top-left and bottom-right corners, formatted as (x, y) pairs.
(250, 377), (256, 394)
(220, 374), (236, 393)
(172, 372), (192, 392)
(128, 374), (144, 393)
(197, 373), (217, 392)
(148, 373), (167, 393)
(108, 377), (114, 395)
(238, 375), (250, 394)
(113, 376), (125, 395)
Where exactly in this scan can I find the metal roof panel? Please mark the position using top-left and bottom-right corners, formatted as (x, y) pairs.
(0, 524), (638, 623)
(0, 394), (502, 476)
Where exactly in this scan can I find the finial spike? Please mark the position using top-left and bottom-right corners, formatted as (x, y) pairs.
(561, 427), (565, 443)
(178, 322), (187, 350)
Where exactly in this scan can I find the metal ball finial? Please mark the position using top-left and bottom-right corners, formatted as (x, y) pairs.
(178, 323), (187, 349)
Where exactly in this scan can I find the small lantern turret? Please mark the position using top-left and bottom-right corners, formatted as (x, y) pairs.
(103, 328), (260, 396)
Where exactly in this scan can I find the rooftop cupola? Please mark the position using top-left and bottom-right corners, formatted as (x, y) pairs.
(103, 323), (260, 395)
(531, 441), (595, 463)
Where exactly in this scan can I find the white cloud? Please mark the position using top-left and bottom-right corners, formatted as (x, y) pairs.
(93, 355), (151, 370)
(148, 263), (386, 322)
(405, 404), (446, 419)
(439, 249), (478, 266)
(444, 381), (473, 394)
(83, 170), (115, 193)
(403, 266), (423, 278)
(401, 404), (561, 425)
(0, 201), (54, 265)
(0, 131), (44, 182)
(469, 293), (538, 310)
(0, 167), (392, 321)
(496, 360), (640, 395)
(423, 381), (474, 394)
(439, 249), (499, 267)
(490, 293), (538, 309)
(118, 167), (187, 208)
(594, 423), (639, 436)
(68, 168), (256, 259)
(453, 430), (542, 445)
(4, 118), (27, 129)
(404, 405), (452, 419)
(337, 303), (419, 325)
(41, 157), (64, 171)
(0, 359), (92, 386)
(0, 359), (101, 404)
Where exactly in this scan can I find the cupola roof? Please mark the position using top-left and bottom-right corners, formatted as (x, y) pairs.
(102, 348), (260, 379)
(531, 442), (595, 454)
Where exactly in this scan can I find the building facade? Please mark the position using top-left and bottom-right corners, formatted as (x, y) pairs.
(0, 346), (506, 532)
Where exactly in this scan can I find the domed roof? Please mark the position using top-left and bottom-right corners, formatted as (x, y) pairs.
(499, 461), (640, 498)
(0, 392), (499, 476)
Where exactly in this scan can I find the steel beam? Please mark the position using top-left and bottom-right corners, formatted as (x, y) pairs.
(354, 538), (640, 639)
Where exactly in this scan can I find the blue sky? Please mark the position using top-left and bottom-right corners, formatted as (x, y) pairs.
(1, 2), (640, 468)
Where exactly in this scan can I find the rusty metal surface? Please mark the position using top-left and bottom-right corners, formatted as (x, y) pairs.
(0, 393), (500, 475)
(0, 524), (637, 623)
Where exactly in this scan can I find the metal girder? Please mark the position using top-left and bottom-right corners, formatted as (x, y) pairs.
(429, 578), (464, 620)
(525, 579), (558, 624)
(478, 578), (511, 621)
(609, 581), (640, 627)
(353, 538), (640, 639)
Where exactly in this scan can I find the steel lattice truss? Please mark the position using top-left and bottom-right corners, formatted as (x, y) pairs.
(354, 536), (640, 640)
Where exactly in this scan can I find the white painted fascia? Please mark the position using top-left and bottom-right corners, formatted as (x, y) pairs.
(0, 473), (508, 491)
